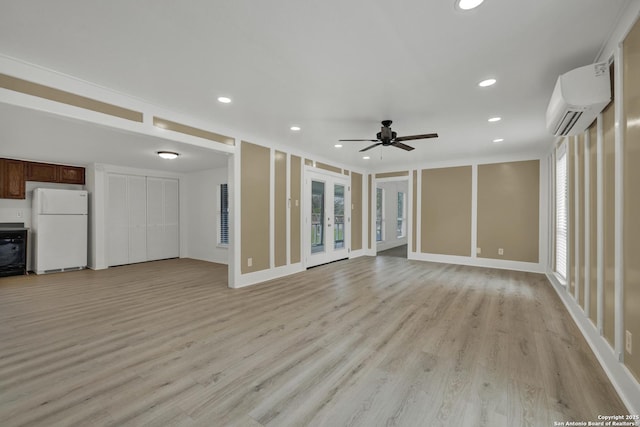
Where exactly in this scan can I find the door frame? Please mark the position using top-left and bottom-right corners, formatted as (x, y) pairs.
(303, 167), (351, 268)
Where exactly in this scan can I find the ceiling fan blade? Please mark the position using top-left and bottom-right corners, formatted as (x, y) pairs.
(391, 142), (415, 151)
(359, 142), (383, 152)
(339, 139), (380, 142)
(394, 133), (438, 142)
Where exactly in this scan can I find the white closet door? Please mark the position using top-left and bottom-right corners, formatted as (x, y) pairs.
(128, 175), (148, 263)
(146, 177), (165, 261)
(163, 179), (180, 259)
(107, 174), (129, 266)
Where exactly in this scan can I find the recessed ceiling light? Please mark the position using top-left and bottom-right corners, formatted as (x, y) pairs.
(217, 96), (231, 104)
(488, 117), (502, 122)
(493, 138), (504, 143)
(157, 151), (179, 160)
(455, 0), (484, 10)
(290, 126), (301, 131)
(334, 144), (343, 148)
(478, 78), (496, 87)
(362, 156), (370, 160)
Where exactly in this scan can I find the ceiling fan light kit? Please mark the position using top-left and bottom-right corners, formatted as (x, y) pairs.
(339, 120), (439, 152)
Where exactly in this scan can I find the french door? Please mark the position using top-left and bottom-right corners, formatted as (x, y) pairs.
(305, 169), (350, 268)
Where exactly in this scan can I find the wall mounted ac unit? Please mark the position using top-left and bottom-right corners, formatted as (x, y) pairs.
(546, 62), (611, 137)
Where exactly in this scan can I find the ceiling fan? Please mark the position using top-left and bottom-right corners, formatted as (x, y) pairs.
(340, 120), (438, 152)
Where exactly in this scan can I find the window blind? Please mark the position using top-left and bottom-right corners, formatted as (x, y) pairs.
(376, 188), (383, 242)
(397, 191), (406, 238)
(219, 183), (229, 245)
(555, 145), (568, 280)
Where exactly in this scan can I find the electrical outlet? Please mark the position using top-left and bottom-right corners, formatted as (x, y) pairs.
(626, 330), (632, 354)
(247, 257), (253, 267)
(476, 247), (481, 255)
(16, 210), (23, 218)
(498, 248), (504, 256)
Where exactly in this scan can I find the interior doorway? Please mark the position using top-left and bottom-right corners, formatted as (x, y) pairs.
(375, 178), (409, 258)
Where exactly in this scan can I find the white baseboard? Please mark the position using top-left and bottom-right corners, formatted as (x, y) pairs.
(232, 263), (304, 289)
(546, 272), (640, 417)
(408, 251), (544, 273)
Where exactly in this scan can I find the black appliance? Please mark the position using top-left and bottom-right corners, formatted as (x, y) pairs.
(0, 225), (28, 277)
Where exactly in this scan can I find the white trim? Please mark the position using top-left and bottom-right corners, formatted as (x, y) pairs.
(409, 170), (415, 254)
(232, 263), (304, 289)
(370, 151), (547, 175)
(539, 155), (550, 276)
(614, 42), (625, 360)
(584, 130), (591, 318)
(596, 113), (605, 334)
(269, 149), (275, 269)
(416, 169), (422, 254)
(349, 249), (368, 259)
(230, 149), (241, 289)
(367, 174), (376, 256)
(471, 164), (478, 259)
(410, 252), (544, 273)
(547, 272), (640, 416)
(551, 154), (556, 271)
(286, 152), (291, 266)
(595, 3), (640, 64)
(574, 136), (580, 302)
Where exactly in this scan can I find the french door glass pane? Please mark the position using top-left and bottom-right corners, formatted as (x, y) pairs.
(311, 181), (325, 254)
(334, 184), (345, 249)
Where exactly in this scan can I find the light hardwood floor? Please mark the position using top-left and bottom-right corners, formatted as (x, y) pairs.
(0, 257), (626, 426)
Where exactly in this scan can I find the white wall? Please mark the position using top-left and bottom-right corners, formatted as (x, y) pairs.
(185, 167), (228, 264)
(0, 181), (84, 271)
(376, 180), (408, 253)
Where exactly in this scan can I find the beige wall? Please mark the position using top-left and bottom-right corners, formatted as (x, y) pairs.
(290, 155), (302, 264)
(375, 171), (409, 179)
(588, 124), (598, 325)
(420, 166), (472, 256)
(316, 162), (342, 174)
(603, 94), (616, 347)
(623, 17), (640, 382)
(274, 151), (287, 267)
(477, 160), (539, 263)
(351, 172), (363, 251)
(240, 141), (271, 274)
(0, 73), (143, 123)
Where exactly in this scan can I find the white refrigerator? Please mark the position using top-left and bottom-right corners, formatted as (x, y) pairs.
(32, 188), (88, 274)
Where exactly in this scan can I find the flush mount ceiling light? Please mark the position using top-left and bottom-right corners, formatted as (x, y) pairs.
(290, 126), (301, 131)
(488, 117), (502, 122)
(217, 96), (231, 104)
(478, 78), (497, 87)
(334, 144), (343, 148)
(493, 138), (504, 143)
(455, 0), (484, 10)
(157, 151), (179, 160)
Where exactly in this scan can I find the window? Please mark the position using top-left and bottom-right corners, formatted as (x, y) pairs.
(397, 191), (406, 238)
(376, 187), (384, 242)
(555, 144), (568, 280)
(218, 183), (229, 246)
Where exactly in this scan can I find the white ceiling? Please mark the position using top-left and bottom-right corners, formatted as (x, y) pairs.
(0, 0), (630, 171)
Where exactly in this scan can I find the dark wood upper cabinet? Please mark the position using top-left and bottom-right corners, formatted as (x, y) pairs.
(26, 162), (58, 182)
(0, 159), (85, 199)
(58, 165), (85, 185)
(0, 159), (26, 199)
